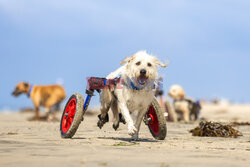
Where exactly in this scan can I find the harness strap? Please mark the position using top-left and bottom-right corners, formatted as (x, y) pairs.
(174, 99), (201, 110)
(124, 77), (144, 90)
(174, 99), (193, 104)
(129, 81), (141, 90)
(87, 77), (154, 91)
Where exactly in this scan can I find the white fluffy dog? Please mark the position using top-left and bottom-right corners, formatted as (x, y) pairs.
(168, 85), (200, 122)
(98, 51), (167, 140)
(168, 85), (189, 121)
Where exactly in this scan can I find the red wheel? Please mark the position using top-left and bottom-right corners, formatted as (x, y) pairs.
(61, 98), (76, 133)
(146, 97), (167, 140)
(147, 105), (160, 136)
(60, 93), (84, 138)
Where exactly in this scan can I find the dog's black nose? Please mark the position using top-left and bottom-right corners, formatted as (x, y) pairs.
(140, 69), (146, 75)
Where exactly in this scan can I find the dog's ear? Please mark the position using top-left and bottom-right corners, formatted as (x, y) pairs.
(23, 82), (29, 88)
(153, 57), (168, 67)
(120, 55), (135, 65)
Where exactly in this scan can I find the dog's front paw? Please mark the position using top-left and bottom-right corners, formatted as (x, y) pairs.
(97, 114), (109, 129)
(128, 124), (137, 136)
(131, 133), (139, 141)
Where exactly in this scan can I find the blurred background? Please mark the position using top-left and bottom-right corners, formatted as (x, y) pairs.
(0, 0), (250, 111)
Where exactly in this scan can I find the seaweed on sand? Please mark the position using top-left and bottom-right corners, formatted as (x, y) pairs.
(190, 121), (243, 138)
(230, 122), (250, 126)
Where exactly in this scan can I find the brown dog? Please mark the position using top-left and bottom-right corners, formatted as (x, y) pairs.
(12, 82), (66, 120)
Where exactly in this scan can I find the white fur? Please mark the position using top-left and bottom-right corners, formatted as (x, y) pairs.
(99, 50), (167, 140)
(168, 84), (193, 122)
(106, 65), (126, 79)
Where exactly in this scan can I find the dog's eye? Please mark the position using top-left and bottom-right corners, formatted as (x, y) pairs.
(136, 61), (141, 66)
(147, 63), (152, 67)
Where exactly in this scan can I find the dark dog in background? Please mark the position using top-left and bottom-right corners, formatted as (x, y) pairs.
(12, 82), (66, 121)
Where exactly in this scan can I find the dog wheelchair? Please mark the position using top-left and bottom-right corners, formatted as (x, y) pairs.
(60, 77), (167, 140)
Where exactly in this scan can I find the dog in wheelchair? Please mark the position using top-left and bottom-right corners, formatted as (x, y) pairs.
(97, 51), (167, 140)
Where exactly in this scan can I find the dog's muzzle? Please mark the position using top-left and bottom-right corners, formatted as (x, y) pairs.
(12, 90), (21, 96)
(140, 69), (146, 75)
(138, 69), (148, 85)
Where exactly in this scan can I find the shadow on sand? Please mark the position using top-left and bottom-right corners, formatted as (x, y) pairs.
(71, 137), (87, 140)
(97, 136), (159, 143)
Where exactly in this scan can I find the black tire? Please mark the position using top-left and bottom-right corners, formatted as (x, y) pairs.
(60, 93), (84, 138)
(147, 97), (167, 140)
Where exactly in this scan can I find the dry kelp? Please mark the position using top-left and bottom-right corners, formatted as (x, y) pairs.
(230, 122), (250, 126)
(190, 121), (243, 138)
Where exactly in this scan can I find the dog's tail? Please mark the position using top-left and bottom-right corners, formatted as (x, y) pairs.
(106, 65), (126, 79)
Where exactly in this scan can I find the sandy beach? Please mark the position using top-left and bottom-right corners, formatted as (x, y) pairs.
(0, 104), (250, 167)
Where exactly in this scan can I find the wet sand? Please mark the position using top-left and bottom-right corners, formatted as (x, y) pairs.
(0, 104), (250, 167)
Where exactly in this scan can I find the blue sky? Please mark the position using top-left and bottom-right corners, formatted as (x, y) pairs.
(0, 0), (250, 110)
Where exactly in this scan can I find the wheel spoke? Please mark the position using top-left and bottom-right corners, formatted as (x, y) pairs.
(69, 104), (74, 110)
(69, 117), (73, 123)
(69, 110), (75, 118)
(62, 118), (67, 127)
(66, 118), (71, 127)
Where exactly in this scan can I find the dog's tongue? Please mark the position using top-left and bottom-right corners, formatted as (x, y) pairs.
(138, 76), (147, 85)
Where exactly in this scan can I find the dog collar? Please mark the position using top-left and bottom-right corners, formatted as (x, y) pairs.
(28, 85), (33, 97)
(130, 81), (143, 90)
(124, 77), (144, 90)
